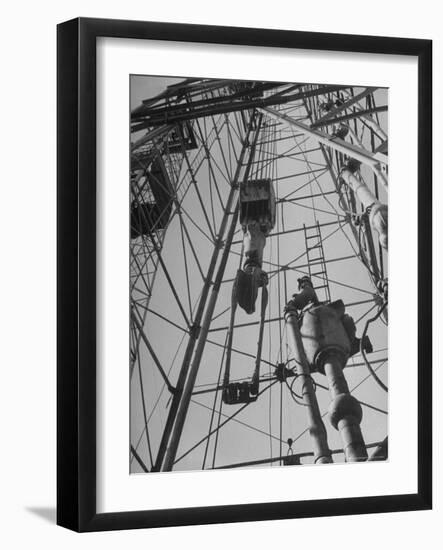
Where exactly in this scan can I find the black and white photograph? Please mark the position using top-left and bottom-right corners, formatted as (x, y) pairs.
(0, 0), (436, 544)
(129, 76), (389, 473)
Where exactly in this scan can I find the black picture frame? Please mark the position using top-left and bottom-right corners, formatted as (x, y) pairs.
(57, 17), (432, 532)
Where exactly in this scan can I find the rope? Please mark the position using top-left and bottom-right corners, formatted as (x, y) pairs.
(361, 302), (388, 392)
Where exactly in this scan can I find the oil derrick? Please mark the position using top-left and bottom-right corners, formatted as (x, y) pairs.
(130, 78), (389, 474)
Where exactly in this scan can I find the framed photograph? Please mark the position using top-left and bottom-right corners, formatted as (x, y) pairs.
(57, 17), (432, 532)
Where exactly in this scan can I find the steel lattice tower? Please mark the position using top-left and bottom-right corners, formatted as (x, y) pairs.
(129, 78), (388, 473)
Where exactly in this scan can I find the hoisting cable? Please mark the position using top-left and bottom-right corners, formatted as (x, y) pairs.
(256, 285), (269, 391)
(222, 112), (274, 405)
(222, 279), (239, 392)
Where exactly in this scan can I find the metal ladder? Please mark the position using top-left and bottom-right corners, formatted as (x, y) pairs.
(303, 221), (331, 303)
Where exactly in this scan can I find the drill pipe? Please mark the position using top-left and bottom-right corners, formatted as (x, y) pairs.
(285, 308), (332, 464)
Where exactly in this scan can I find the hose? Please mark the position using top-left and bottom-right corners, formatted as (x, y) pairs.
(360, 302), (388, 392)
